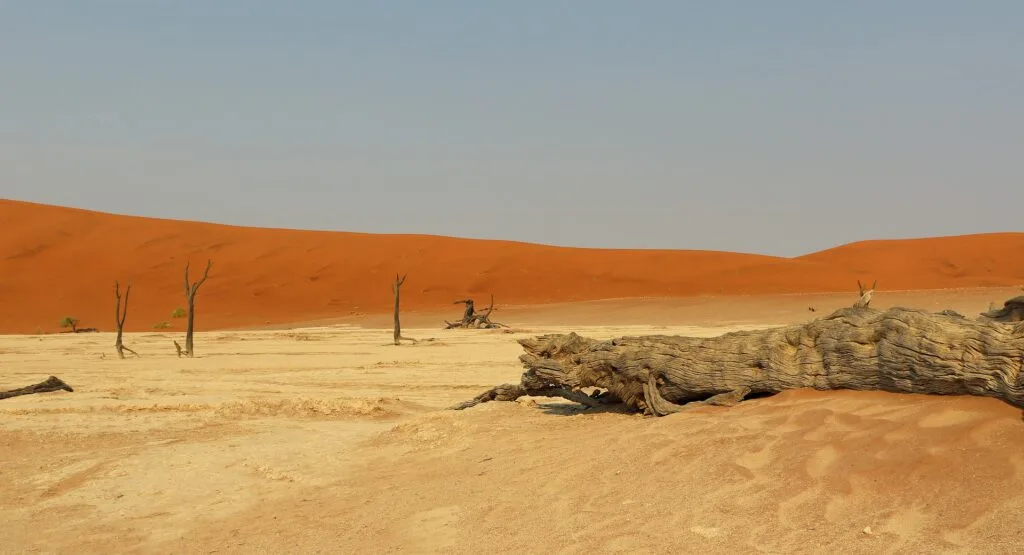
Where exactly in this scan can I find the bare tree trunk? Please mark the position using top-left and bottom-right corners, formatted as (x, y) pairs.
(113, 281), (139, 359)
(182, 259), (212, 358)
(453, 304), (1024, 415)
(185, 296), (196, 355)
(1, 376), (74, 400)
(392, 274), (417, 345)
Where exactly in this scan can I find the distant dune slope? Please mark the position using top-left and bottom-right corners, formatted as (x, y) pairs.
(1, 199), (1023, 333)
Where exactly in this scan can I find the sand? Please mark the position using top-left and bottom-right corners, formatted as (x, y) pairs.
(3, 200), (1024, 552)
(3, 293), (1024, 554)
(2, 199), (1024, 334)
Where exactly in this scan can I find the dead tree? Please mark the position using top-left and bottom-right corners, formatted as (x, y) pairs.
(392, 273), (417, 345)
(1, 376), (73, 400)
(181, 259), (212, 358)
(113, 281), (139, 359)
(854, 279), (877, 308)
(452, 302), (1024, 415)
(445, 295), (508, 329)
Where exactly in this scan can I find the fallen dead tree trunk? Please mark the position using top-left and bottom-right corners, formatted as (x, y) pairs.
(445, 294), (509, 329)
(452, 306), (1024, 415)
(0, 376), (74, 400)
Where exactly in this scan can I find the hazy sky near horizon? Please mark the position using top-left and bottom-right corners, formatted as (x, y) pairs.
(2, 2), (1023, 257)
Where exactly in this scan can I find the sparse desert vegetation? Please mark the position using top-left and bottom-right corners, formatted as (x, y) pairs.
(58, 316), (79, 333)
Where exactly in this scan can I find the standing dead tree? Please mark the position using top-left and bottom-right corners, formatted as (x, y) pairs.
(392, 273), (417, 345)
(113, 281), (139, 359)
(177, 259), (212, 358)
(1, 376), (74, 400)
(854, 279), (877, 308)
(445, 294), (508, 329)
(452, 296), (1024, 415)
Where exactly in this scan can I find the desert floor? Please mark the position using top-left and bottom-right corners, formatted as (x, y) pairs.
(3, 291), (1024, 554)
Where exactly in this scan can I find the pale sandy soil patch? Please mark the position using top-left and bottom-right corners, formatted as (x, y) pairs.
(2, 299), (1023, 553)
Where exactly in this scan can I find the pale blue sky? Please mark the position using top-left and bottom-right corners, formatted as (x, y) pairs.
(2, 1), (1022, 256)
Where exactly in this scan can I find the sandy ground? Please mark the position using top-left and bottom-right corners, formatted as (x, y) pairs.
(3, 294), (1024, 554)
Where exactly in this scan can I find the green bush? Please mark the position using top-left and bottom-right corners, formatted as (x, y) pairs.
(153, 321), (171, 330)
(59, 316), (79, 332)
(171, 307), (187, 319)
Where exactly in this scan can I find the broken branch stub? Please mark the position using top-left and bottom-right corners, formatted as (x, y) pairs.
(453, 306), (1024, 416)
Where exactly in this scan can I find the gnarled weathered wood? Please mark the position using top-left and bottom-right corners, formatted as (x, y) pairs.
(0, 376), (74, 400)
(454, 305), (1024, 415)
(445, 295), (508, 329)
(854, 279), (877, 308)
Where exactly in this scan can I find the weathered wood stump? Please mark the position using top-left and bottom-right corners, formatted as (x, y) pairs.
(452, 305), (1024, 415)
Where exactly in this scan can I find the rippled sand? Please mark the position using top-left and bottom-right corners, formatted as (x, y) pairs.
(3, 317), (1023, 553)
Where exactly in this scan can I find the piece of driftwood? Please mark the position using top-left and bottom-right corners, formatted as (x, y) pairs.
(0, 376), (74, 400)
(445, 294), (508, 329)
(452, 304), (1024, 415)
(113, 281), (139, 359)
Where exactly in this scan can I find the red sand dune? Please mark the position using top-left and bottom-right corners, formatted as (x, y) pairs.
(1, 199), (1023, 333)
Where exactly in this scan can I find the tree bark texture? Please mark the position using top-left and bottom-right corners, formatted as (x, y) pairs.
(453, 306), (1024, 415)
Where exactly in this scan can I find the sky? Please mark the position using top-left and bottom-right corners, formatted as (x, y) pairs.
(2, 1), (1023, 257)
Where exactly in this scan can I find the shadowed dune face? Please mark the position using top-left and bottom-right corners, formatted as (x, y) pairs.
(2, 199), (1024, 333)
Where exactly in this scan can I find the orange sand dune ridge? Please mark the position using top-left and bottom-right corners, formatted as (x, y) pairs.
(1, 199), (1023, 333)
